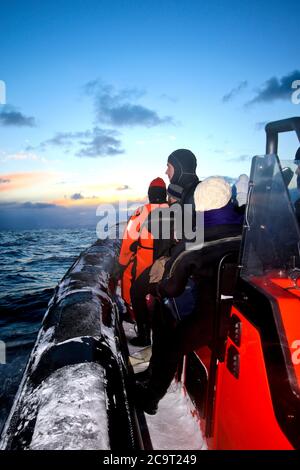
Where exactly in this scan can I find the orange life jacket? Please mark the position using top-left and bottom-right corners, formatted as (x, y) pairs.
(119, 202), (168, 306)
(134, 202), (169, 280)
(119, 205), (148, 306)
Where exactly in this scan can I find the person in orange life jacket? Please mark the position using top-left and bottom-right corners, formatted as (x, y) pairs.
(132, 179), (170, 282)
(118, 178), (169, 338)
(134, 177), (243, 414)
(119, 177), (167, 307)
(118, 206), (147, 314)
(119, 208), (144, 313)
(129, 184), (179, 347)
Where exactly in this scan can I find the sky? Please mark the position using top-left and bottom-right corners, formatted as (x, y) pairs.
(0, 0), (300, 228)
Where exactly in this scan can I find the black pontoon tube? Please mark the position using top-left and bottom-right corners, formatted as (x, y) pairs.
(0, 238), (147, 450)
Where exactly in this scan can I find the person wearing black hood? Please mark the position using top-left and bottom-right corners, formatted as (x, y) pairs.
(166, 149), (199, 207)
(134, 177), (243, 415)
(125, 151), (199, 346)
(166, 149), (199, 244)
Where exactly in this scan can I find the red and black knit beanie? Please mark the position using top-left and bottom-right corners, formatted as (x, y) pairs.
(148, 177), (167, 203)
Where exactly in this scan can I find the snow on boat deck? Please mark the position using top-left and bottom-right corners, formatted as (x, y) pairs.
(124, 322), (207, 451)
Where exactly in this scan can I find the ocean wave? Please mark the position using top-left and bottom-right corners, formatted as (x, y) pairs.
(5, 273), (38, 282)
(26, 255), (77, 266)
(0, 288), (53, 312)
(20, 235), (40, 242)
(0, 241), (23, 248)
(0, 228), (96, 432)
(0, 249), (23, 257)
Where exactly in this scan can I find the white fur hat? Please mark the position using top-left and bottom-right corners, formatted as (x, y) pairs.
(194, 176), (232, 211)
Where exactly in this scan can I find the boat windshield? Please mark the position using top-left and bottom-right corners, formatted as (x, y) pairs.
(241, 153), (300, 279)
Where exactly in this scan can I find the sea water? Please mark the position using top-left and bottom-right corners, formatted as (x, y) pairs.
(0, 228), (96, 432)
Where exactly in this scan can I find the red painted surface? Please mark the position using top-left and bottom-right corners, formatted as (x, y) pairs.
(252, 276), (300, 391)
(212, 306), (293, 449)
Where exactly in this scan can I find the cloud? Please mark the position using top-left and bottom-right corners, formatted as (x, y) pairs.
(222, 81), (248, 103)
(0, 151), (45, 163)
(76, 127), (124, 157)
(29, 127), (124, 158)
(70, 193), (84, 200)
(160, 94), (178, 103)
(0, 178), (10, 184)
(246, 70), (300, 106)
(68, 193), (99, 201)
(226, 154), (251, 162)
(0, 106), (36, 127)
(26, 131), (89, 152)
(34, 131), (91, 150)
(20, 202), (57, 209)
(85, 79), (174, 127)
(116, 184), (131, 191)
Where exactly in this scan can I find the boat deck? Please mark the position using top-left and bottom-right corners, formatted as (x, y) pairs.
(123, 321), (207, 450)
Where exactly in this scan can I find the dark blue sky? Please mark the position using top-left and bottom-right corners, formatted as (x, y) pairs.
(0, 0), (300, 228)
